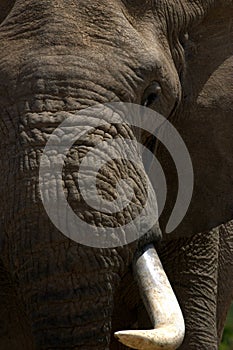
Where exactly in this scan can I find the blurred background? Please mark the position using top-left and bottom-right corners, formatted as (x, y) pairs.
(220, 304), (233, 350)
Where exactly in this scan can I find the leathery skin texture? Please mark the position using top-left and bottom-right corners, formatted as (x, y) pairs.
(0, 0), (232, 349)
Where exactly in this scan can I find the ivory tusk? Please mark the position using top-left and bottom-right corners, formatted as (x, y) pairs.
(115, 244), (185, 349)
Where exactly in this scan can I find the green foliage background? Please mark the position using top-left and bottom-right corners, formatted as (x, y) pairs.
(220, 304), (233, 350)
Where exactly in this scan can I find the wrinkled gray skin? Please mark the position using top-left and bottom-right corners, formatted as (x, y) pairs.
(0, 0), (232, 349)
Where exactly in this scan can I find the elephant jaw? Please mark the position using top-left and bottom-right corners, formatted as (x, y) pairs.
(115, 244), (185, 350)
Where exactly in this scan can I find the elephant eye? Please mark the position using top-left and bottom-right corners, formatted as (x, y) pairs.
(180, 32), (189, 49)
(142, 81), (162, 107)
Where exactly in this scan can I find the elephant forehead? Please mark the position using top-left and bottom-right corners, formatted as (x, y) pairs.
(0, 0), (163, 44)
(0, 1), (165, 85)
(0, 32), (179, 114)
(0, 0), (192, 110)
(0, 0), (223, 48)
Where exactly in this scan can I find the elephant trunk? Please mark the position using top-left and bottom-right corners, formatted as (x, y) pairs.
(115, 244), (185, 350)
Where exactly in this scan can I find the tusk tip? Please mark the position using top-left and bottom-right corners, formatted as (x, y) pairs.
(114, 330), (147, 350)
(114, 327), (185, 350)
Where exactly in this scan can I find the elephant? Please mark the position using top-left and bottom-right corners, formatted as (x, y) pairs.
(0, 0), (232, 349)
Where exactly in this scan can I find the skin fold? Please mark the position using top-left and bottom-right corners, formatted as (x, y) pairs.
(0, 0), (232, 349)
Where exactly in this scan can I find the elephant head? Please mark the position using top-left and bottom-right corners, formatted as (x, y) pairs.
(0, 1), (231, 349)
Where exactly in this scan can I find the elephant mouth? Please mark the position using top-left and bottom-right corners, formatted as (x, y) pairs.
(115, 244), (185, 350)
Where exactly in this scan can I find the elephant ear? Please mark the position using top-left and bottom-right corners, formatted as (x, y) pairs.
(159, 1), (233, 238)
(183, 1), (233, 103)
(0, 0), (15, 25)
(187, 0), (233, 18)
